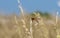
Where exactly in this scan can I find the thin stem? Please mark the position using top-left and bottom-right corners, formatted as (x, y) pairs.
(17, 0), (24, 17)
(56, 11), (59, 25)
(30, 18), (33, 38)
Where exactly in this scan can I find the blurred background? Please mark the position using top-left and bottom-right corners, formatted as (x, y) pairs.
(0, 0), (60, 38)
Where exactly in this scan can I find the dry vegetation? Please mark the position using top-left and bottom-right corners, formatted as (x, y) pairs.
(0, 12), (60, 38)
(0, 0), (60, 38)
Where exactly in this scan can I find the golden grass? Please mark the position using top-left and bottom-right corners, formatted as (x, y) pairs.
(0, 13), (59, 38)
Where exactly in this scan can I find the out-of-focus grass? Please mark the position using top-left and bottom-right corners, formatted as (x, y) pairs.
(0, 13), (59, 38)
